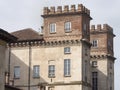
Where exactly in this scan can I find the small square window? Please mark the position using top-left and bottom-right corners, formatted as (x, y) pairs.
(65, 22), (71, 32)
(50, 23), (56, 33)
(64, 47), (71, 54)
(92, 61), (97, 67)
(92, 40), (98, 48)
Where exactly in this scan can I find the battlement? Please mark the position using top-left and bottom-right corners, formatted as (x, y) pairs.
(43, 4), (90, 16)
(90, 24), (113, 33)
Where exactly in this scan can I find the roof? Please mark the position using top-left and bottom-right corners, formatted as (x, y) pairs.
(11, 28), (43, 41)
(0, 28), (17, 42)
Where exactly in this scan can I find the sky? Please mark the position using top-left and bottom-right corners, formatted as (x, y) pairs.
(0, 0), (120, 89)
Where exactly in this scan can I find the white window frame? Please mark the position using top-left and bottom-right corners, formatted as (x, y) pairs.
(64, 59), (71, 76)
(33, 65), (40, 78)
(50, 23), (56, 33)
(92, 40), (98, 47)
(64, 47), (71, 54)
(48, 65), (55, 77)
(65, 21), (71, 32)
(14, 66), (20, 79)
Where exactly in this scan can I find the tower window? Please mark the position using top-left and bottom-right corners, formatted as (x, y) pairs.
(33, 65), (40, 78)
(65, 22), (71, 32)
(92, 72), (98, 90)
(64, 47), (71, 54)
(48, 65), (55, 78)
(50, 23), (56, 33)
(92, 40), (98, 47)
(92, 61), (97, 67)
(14, 66), (20, 79)
(64, 59), (71, 76)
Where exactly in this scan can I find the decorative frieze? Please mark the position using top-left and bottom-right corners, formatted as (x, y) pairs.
(90, 54), (116, 60)
(8, 39), (83, 47)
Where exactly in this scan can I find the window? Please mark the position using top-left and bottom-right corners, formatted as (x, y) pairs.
(48, 65), (55, 77)
(92, 61), (97, 67)
(92, 40), (98, 47)
(92, 72), (98, 90)
(65, 22), (71, 32)
(64, 59), (70, 76)
(64, 47), (71, 54)
(50, 23), (56, 33)
(14, 66), (20, 79)
(33, 65), (40, 78)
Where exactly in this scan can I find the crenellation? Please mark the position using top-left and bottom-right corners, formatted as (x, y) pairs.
(103, 24), (108, 30)
(64, 5), (69, 13)
(78, 4), (83, 12)
(49, 6), (55, 14)
(57, 6), (62, 14)
(43, 4), (90, 16)
(91, 24), (113, 32)
(43, 7), (49, 15)
(70, 5), (76, 12)
(97, 24), (101, 30)
(91, 25), (95, 30)
(86, 9), (90, 15)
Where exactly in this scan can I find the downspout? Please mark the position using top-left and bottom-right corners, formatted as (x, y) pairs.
(8, 43), (11, 85)
(28, 42), (32, 90)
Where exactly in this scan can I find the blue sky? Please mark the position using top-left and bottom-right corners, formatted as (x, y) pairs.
(0, 0), (120, 89)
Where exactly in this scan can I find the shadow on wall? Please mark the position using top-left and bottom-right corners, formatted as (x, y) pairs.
(92, 66), (112, 90)
(9, 51), (47, 90)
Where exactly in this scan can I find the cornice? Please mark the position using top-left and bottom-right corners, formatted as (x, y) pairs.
(90, 54), (116, 61)
(8, 39), (82, 47)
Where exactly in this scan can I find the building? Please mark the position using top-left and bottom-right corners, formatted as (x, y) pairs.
(0, 29), (18, 90)
(5, 4), (115, 90)
(90, 24), (116, 90)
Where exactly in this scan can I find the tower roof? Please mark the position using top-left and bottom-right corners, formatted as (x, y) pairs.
(11, 28), (43, 41)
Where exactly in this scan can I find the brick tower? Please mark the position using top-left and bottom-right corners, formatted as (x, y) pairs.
(90, 24), (116, 90)
(41, 4), (92, 90)
(42, 4), (92, 41)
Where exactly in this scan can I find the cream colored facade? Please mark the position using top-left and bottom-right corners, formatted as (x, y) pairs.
(5, 4), (115, 90)
(6, 39), (91, 90)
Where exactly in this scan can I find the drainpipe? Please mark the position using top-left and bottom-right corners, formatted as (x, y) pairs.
(28, 42), (32, 90)
(8, 43), (11, 85)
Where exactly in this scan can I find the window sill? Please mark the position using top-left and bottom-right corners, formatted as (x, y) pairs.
(33, 76), (40, 79)
(64, 75), (71, 77)
(14, 77), (20, 79)
(65, 30), (72, 33)
(64, 52), (71, 54)
(48, 76), (55, 78)
(50, 32), (56, 34)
